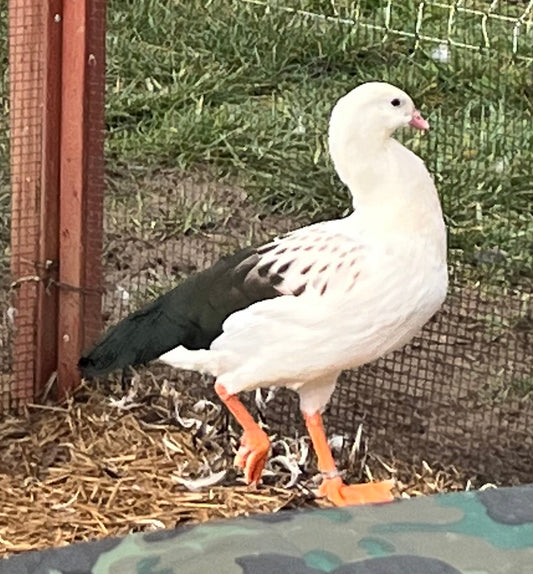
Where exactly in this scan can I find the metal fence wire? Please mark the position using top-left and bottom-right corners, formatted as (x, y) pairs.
(1, 1), (44, 411)
(0, 5), (11, 409)
(100, 0), (532, 484)
(2, 0), (532, 486)
(1, 0), (106, 411)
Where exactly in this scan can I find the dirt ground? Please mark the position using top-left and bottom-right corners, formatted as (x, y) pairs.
(0, 382), (472, 557)
(0, 168), (531, 556)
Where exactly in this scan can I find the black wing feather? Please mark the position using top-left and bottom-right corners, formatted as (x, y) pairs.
(78, 246), (283, 378)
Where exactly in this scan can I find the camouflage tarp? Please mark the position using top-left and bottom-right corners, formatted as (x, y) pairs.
(2, 485), (533, 574)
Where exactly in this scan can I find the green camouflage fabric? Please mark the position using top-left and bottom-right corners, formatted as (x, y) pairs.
(2, 485), (533, 574)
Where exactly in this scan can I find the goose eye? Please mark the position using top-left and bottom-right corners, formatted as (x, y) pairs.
(391, 98), (401, 107)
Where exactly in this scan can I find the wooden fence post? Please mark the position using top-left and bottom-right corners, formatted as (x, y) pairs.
(57, 0), (105, 399)
(36, 0), (63, 396)
(8, 0), (105, 409)
(9, 0), (48, 407)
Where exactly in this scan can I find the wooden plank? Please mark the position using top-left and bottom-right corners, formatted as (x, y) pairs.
(57, 0), (89, 397)
(82, 0), (106, 352)
(36, 0), (63, 397)
(57, 0), (105, 398)
(8, 0), (104, 406)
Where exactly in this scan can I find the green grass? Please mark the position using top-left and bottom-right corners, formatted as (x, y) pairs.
(104, 0), (532, 286)
(480, 374), (533, 405)
(0, 1), (531, 286)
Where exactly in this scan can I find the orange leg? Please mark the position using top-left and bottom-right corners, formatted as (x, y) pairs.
(304, 411), (394, 506)
(215, 381), (270, 484)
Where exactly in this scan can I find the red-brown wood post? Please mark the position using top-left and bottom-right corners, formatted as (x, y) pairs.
(8, 0), (105, 409)
(57, 0), (105, 399)
(36, 0), (63, 396)
(83, 0), (106, 360)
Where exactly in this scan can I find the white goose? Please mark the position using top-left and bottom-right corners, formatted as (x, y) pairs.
(81, 82), (448, 506)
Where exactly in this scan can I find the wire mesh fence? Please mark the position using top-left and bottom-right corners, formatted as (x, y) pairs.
(0, 3), (11, 409)
(1, 1), (45, 411)
(100, 0), (532, 484)
(1, 1), (106, 411)
(1, 0), (532, 486)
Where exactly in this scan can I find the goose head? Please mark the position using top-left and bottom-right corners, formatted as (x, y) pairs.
(328, 82), (429, 193)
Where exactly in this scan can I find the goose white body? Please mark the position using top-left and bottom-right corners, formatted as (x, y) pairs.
(160, 82), (448, 416)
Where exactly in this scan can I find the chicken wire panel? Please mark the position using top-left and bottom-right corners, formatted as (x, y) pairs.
(245, 284), (532, 485)
(241, 0), (533, 282)
(326, 284), (531, 485)
(245, 0), (533, 61)
(236, 0), (531, 481)
(101, 173), (532, 485)
(0, 1), (44, 413)
(102, 0), (532, 484)
(102, 171), (296, 323)
(0, 4), (10, 411)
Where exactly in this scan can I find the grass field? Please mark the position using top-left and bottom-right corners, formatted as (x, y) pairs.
(0, 0), (533, 284)
(0, 2), (531, 284)
(104, 0), (532, 285)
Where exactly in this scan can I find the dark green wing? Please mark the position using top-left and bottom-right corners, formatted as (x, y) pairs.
(78, 246), (285, 378)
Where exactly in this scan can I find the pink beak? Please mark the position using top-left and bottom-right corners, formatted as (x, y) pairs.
(409, 110), (430, 131)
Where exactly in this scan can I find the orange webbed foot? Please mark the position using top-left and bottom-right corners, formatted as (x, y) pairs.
(318, 476), (395, 506)
(234, 428), (270, 484)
